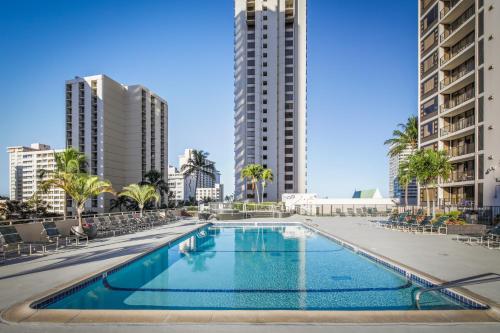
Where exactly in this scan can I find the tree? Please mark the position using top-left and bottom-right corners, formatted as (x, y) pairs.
(260, 168), (274, 203)
(119, 184), (159, 217)
(181, 150), (216, 202)
(409, 149), (452, 216)
(39, 148), (88, 219)
(51, 173), (113, 230)
(109, 196), (138, 212)
(141, 169), (169, 208)
(384, 115), (418, 157)
(241, 164), (264, 203)
(397, 160), (413, 208)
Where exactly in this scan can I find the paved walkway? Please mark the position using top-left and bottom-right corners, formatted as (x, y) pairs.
(309, 216), (500, 306)
(1, 217), (500, 333)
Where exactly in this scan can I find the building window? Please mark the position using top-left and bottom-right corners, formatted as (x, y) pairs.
(478, 68), (484, 94)
(285, 175), (293, 181)
(421, 28), (438, 56)
(478, 125), (484, 151)
(478, 96), (484, 122)
(478, 11), (484, 37)
(421, 51), (438, 78)
(421, 74), (438, 99)
(420, 5), (438, 36)
(420, 96), (438, 119)
(285, 139), (293, 145)
(285, 184), (293, 190)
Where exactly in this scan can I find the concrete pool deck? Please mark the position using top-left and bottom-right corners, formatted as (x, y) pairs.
(1, 217), (500, 332)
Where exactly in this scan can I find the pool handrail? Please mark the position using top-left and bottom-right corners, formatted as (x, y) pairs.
(414, 273), (500, 310)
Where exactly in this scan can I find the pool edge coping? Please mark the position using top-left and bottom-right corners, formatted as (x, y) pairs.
(1, 220), (500, 324)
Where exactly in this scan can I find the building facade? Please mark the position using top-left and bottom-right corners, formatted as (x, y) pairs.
(418, 0), (500, 208)
(196, 184), (224, 202)
(168, 149), (222, 204)
(7, 144), (65, 214)
(65, 74), (168, 213)
(234, 0), (307, 202)
(388, 146), (418, 205)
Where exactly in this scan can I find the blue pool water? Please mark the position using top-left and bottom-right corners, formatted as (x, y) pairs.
(43, 224), (472, 310)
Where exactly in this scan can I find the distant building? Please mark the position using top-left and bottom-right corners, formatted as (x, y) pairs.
(7, 143), (65, 215)
(65, 74), (168, 213)
(352, 188), (383, 199)
(388, 146), (418, 205)
(168, 149), (222, 204)
(196, 184), (224, 202)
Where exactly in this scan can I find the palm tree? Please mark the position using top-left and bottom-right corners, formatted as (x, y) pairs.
(384, 115), (418, 157)
(397, 160), (413, 208)
(141, 169), (169, 208)
(241, 164), (264, 203)
(46, 173), (113, 231)
(260, 168), (274, 202)
(54, 147), (87, 173)
(119, 184), (159, 217)
(410, 149), (452, 216)
(181, 150), (216, 202)
(39, 148), (88, 219)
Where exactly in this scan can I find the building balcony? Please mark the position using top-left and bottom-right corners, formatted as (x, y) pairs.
(439, 64), (475, 94)
(440, 115), (475, 138)
(440, 0), (474, 24)
(421, 132), (438, 143)
(440, 6), (475, 48)
(440, 32), (475, 69)
(440, 88), (475, 116)
(445, 143), (475, 158)
(443, 170), (475, 183)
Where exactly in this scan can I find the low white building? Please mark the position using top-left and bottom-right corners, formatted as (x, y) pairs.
(196, 184), (224, 202)
(7, 143), (65, 215)
(282, 193), (396, 216)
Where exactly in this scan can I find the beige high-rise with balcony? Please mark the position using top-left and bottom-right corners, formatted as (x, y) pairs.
(234, 0), (307, 202)
(418, 0), (500, 208)
(65, 75), (168, 213)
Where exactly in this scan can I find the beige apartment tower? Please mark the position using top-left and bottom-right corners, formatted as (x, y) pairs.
(234, 0), (307, 202)
(65, 75), (168, 213)
(418, 0), (500, 208)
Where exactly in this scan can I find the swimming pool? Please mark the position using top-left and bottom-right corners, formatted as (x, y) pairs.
(35, 223), (485, 311)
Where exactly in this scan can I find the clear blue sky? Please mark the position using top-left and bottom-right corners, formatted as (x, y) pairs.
(0, 0), (417, 198)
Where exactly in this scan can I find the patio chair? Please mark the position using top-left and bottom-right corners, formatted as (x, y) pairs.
(356, 208), (367, 217)
(411, 216), (432, 233)
(336, 208), (346, 217)
(69, 225), (89, 246)
(422, 216), (449, 234)
(0, 226), (43, 261)
(455, 224), (500, 246)
(347, 208), (356, 217)
(40, 221), (79, 250)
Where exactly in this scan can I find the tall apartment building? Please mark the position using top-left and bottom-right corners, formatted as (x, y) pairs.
(418, 0), (500, 208)
(234, 0), (307, 202)
(66, 74), (168, 213)
(388, 145), (418, 205)
(7, 143), (65, 214)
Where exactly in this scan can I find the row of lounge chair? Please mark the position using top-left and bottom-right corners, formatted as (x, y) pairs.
(328, 208), (392, 217)
(1, 211), (178, 262)
(84, 211), (177, 238)
(0, 221), (88, 262)
(376, 212), (500, 249)
(376, 212), (449, 234)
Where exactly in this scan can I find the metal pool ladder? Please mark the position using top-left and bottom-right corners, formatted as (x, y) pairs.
(414, 273), (500, 310)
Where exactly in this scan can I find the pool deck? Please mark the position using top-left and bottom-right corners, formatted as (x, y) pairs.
(1, 216), (500, 332)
